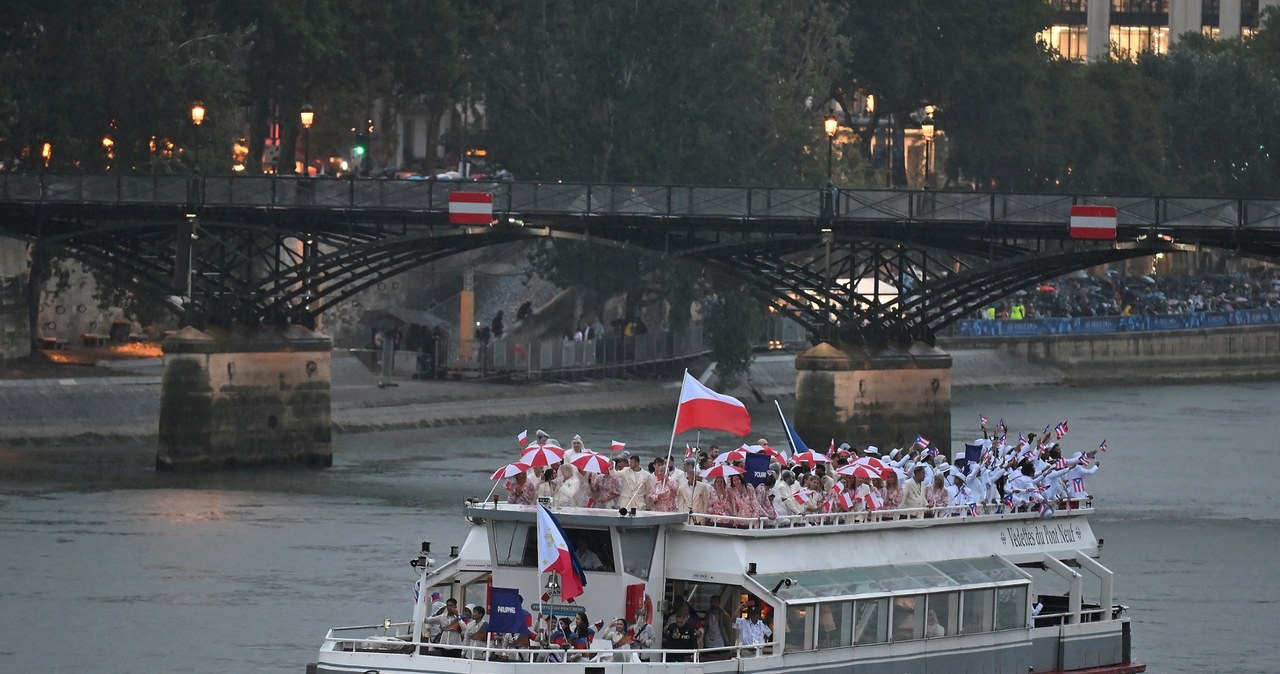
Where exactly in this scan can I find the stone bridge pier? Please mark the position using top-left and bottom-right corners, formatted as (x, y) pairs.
(793, 341), (952, 456)
(158, 325), (333, 470)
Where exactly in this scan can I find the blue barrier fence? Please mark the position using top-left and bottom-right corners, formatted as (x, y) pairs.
(952, 308), (1280, 337)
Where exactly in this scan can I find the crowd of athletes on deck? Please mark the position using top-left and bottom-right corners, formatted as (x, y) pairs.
(502, 424), (1102, 524)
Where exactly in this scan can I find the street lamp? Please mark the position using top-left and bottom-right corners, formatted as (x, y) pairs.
(299, 104), (315, 176)
(921, 119), (935, 188)
(823, 113), (839, 185)
(190, 101), (206, 170)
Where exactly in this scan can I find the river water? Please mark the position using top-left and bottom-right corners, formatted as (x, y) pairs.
(1, 380), (1278, 673)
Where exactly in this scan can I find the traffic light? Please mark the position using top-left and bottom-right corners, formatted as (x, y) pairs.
(353, 131), (368, 158)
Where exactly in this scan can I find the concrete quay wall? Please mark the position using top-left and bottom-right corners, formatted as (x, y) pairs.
(942, 324), (1280, 385)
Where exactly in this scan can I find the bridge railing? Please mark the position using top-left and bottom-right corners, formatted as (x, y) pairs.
(8, 172), (1280, 230)
(950, 308), (1280, 337)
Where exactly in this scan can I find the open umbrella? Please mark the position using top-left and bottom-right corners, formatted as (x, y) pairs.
(570, 451), (612, 475)
(518, 445), (565, 467)
(836, 463), (882, 479)
(743, 443), (788, 465)
(700, 464), (744, 480)
(491, 462), (531, 481)
(791, 450), (831, 468)
(850, 456), (889, 473)
(1038, 285), (1056, 292)
(713, 449), (749, 464)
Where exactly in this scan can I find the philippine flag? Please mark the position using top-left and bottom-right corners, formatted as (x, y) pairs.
(536, 504), (588, 602)
(674, 371), (751, 436)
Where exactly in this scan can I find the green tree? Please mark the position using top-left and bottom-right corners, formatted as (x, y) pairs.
(0, 0), (246, 171)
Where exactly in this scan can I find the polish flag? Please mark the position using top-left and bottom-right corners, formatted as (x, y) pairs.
(837, 490), (855, 511)
(793, 489), (811, 506)
(517, 430), (529, 446)
(684, 444), (693, 459)
(673, 371), (751, 436)
(448, 191), (494, 225)
(536, 504), (587, 601)
(610, 440), (626, 452)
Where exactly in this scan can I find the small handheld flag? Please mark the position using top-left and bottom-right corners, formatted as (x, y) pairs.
(517, 430), (529, 446)
(684, 444), (693, 459)
(1098, 439), (1108, 452)
(980, 415), (988, 427)
(610, 440), (626, 451)
(914, 434), (930, 449)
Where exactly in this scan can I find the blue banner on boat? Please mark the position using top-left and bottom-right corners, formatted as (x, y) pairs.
(489, 586), (527, 633)
(744, 452), (770, 486)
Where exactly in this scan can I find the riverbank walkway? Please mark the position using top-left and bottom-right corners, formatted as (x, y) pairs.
(0, 349), (1054, 444)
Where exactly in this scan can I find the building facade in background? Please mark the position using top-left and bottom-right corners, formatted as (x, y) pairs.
(1040, 0), (1279, 61)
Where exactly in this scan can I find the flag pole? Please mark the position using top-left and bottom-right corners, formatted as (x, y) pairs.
(661, 369), (687, 491)
(773, 399), (792, 458)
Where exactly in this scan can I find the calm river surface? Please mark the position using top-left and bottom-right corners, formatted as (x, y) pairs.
(2, 380), (1278, 673)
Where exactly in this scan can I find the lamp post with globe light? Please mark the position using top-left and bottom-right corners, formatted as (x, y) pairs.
(190, 101), (206, 170)
(299, 104), (315, 176)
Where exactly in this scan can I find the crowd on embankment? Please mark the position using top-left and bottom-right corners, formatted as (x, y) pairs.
(978, 267), (1279, 320)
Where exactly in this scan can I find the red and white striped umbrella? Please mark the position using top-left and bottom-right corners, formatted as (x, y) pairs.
(570, 451), (613, 475)
(519, 445), (565, 467)
(836, 463), (882, 479)
(791, 450), (831, 468)
(491, 461), (531, 481)
(743, 443), (788, 465)
(850, 456), (889, 473)
(700, 464), (744, 480)
(713, 449), (748, 465)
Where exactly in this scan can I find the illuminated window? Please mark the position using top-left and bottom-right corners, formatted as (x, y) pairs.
(1110, 24), (1169, 57)
(1039, 24), (1089, 61)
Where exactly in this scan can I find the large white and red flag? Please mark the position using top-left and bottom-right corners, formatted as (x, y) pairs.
(448, 191), (494, 225)
(1070, 205), (1117, 239)
(673, 371), (751, 436)
(536, 504), (587, 602)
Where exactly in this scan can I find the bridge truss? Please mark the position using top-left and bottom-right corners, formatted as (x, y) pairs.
(1, 174), (1277, 343)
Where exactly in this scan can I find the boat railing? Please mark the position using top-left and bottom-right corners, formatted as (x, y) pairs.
(323, 623), (775, 662)
(686, 501), (1094, 530)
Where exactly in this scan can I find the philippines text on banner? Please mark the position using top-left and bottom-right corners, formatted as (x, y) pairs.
(674, 371), (751, 436)
(1070, 205), (1117, 239)
(535, 504), (587, 601)
(448, 191), (494, 225)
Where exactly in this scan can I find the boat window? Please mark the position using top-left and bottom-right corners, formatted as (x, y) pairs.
(816, 601), (852, 649)
(995, 585), (1028, 631)
(757, 555), (1023, 600)
(785, 604), (815, 652)
(853, 598), (888, 644)
(962, 588), (995, 634)
(617, 526), (656, 579)
(565, 528), (614, 573)
(891, 595), (925, 641)
(463, 581), (488, 613)
(925, 592), (959, 638)
(493, 522), (536, 567)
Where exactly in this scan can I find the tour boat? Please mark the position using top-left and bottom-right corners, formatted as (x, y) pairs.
(307, 499), (1144, 674)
